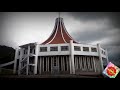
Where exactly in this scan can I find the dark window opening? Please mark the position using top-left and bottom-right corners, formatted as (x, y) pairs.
(50, 46), (58, 51)
(61, 46), (69, 51)
(34, 49), (35, 54)
(18, 51), (20, 55)
(40, 47), (47, 52)
(74, 46), (81, 51)
(104, 52), (106, 55)
(83, 47), (89, 51)
(30, 49), (32, 53)
(91, 47), (97, 52)
(24, 50), (26, 54)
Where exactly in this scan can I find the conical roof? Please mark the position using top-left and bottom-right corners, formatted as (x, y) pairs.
(41, 17), (78, 44)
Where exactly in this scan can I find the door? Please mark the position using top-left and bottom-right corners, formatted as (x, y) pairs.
(52, 59), (59, 74)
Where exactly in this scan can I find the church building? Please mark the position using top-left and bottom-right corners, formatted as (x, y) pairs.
(13, 16), (109, 75)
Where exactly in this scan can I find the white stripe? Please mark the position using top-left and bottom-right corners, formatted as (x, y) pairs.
(42, 18), (57, 44)
(60, 18), (67, 43)
(61, 19), (79, 43)
(47, 18), (59, 44)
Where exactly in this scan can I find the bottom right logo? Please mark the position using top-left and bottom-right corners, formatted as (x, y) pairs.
(102, 62), (120, 78)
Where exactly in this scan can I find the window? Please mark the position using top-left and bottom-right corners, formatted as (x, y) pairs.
(101, 50), (104, 54)
(29, 57), (35, 64)
(74, 46), (81, 51)
(91, 47), (97, 52)
(24, 50), (27, 54)
(18, 51), (20, 55)
(83, 47), (89, 51)
(101, 50), (106, 55)
(50, 46), (58, 51)
(34, 49), (35, 54)
(24, 50), (26, 54)
(40, 47), (47, 52)
(30, 49), (32, 53)
(104, 52), (106, 55)
(61, 46), (69, 51)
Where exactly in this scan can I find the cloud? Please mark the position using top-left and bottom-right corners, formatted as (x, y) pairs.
(67, 12), (120, 28)
(66, 12), (120, 65)
(0, 12), (59, 48)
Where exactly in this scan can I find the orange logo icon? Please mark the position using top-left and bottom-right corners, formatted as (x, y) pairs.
(103, 62), (120, 78)
(107, 66), (116, 76)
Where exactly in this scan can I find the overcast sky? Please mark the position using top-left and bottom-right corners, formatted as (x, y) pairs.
(0, 12), (120, 65)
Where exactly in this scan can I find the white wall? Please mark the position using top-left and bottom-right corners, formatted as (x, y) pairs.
(17, 43), (107, 58)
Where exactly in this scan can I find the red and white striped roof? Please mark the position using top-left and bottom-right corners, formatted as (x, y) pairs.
(41, 17), (78, 44)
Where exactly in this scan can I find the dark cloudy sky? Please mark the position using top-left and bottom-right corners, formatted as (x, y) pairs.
(0, 12), (120, 65)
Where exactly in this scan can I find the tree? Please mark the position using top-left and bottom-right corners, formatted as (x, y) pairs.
(0, 45), (15, 64)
